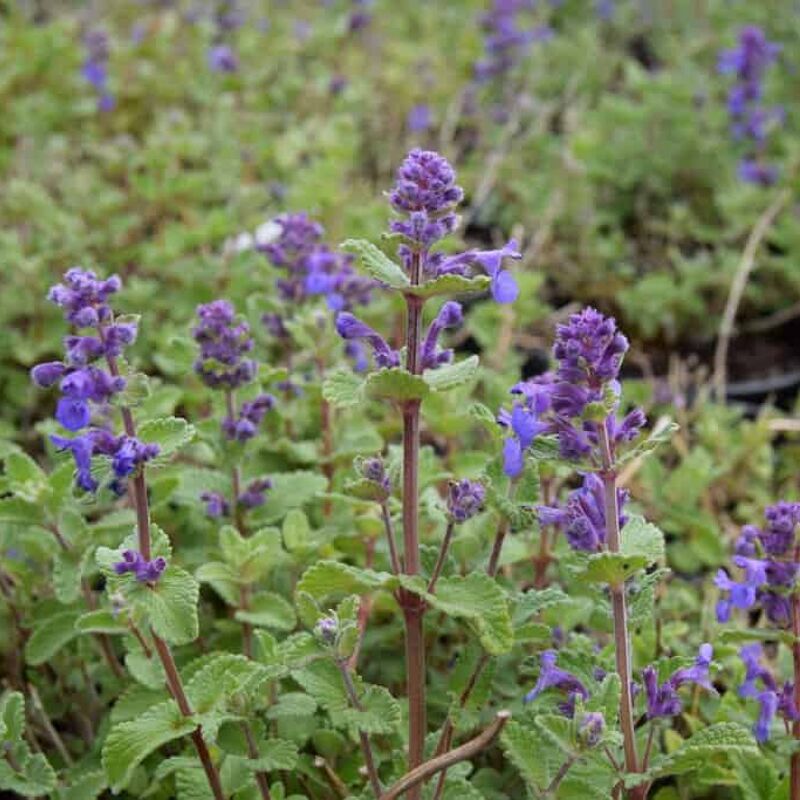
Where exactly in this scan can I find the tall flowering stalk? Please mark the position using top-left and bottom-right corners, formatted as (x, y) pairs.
(715, 502), (800, 797)
(500, 307), (648, 795)
(31, 269), (226, 800)
(718, 26), (783, 186)
(332, 148), (519, 797)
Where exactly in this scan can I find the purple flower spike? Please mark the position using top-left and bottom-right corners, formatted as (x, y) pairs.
(447, 479), (485, 523)
(718, 27), (782, 185)
(335, 312), (400, 369)
(192, 300), (256, 390)
(524, 650), (589, 715)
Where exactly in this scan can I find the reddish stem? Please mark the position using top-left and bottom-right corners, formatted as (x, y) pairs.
(599, 424), (642, 799)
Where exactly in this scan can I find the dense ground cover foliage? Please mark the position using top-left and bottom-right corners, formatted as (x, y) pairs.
(0, 1), (799, 799)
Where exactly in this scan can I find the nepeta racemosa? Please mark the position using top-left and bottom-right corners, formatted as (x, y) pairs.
(716, 503), (800, 789)
(193, 299), (274, 529)
(499, 307), (678, 797)
(302, 148), (522, 800)
(31, 268), (226, 799)
(718, 26), (783, 186)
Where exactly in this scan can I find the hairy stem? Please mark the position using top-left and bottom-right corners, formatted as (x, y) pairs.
(242, 721), (273, 800)
(379, 712), (510, 800)
(791, 591), (800, 800)
(104, 344), (225, 800)
(401, 250), (426, 798)
(380, 501), (401, 574)
(427, 521), (455, 593)
(599, 423), (642, 799)
(338, 660), (382, 798)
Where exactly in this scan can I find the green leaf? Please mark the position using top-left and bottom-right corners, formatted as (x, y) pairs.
(580, 552), (649, 585)
(128, 566), (199, 645)
(297, 561), (397, 599)
(236, 592), (297, 631)
(282, 509), (312, 553)
(59, 768), (107, 800)
(4, 451), (47, 501)
(338, 684), (401, 735)
(138, 416), (196, 463)
(76, 609), (130, 635)
(419, 573), (513, 655)
(404, 273), (491, 299)
(649, 723), (758, 779)
(501, 720), (555, 790)
(621, 516), (666, 564)
(246, 738), (299, 771)
(0, 496), (44, 525)
(341, 238), (409, 289)
(25, 609), (81, 665)
(266, 692), (318, 719)
(322, 369), (364, 408)
(292, 659), (349, 713)
(0, 752), (57, 796)
(363, 368), (430, 402)
(423, 355), (479, 393)
(102, 700), (197, 792)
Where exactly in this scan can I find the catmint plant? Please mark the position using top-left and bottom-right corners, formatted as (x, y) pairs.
(311, 147), (521, 800)
(192, 299), (275, 529)
(31, 268), (227, 799)
(504, 307), (668, 796)
(81, 29), (114, 112)
(718, 26), (783, 185)
(715, 502), (800, 792)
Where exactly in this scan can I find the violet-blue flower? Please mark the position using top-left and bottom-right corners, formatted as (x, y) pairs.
(642, 644), (715, 720)
(335, 313), (400, 369)
(421, 301), (463, 369)
(538, 473), (628, 553)
(114, 550), (167, 583)
(524, 650), (589, 715)
(192, 300), (256, 390)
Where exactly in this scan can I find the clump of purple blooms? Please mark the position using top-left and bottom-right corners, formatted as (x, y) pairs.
(641, 644), (715, 719)
(333, 150), (520, 373)
(193, 300), (257, 391)
(192, 300), (274, 517)
(718, 26), (783, 186)
(114, 549), (167, 583)
(474, 0), (552, 84)
(259, 212), (374, 371)
(81, 29), (114, 112)
(499, 307), (645, 478)
(207, 0), (244, 72)
(447, 479), (486, 523)
(31, 268), (160, 493)
(259, 213), (373, 312)
(538, 473), (628, 553)
(714, 502), (800, 626)
(714, 503), (800, 744)
(737, 643), (799, 743)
